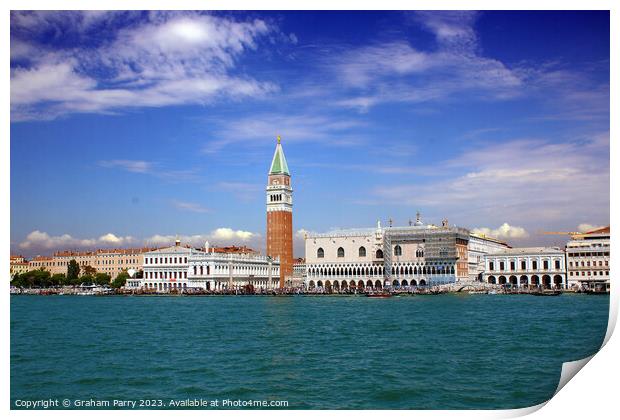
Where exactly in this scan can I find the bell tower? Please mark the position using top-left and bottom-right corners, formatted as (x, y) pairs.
(266, 135), (293, 288)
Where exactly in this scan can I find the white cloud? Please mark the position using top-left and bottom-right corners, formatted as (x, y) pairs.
(172, 200), (210, 213)
(98, 159), (203, 183)
(413, 11), (479, 49)
(328, 12), (523, 112)
(99, 160), (153, 173)
(145, 228), (258, 247)
(372, 132), (610, 233)
(327, 11), (605, 115)
(11, 12), (277, 121)
(577, 224), (605, 233)
(295, 229), (311, 239)
(472, 223), (529, 239)
(203, 112), (366, 153)
(211, 228), (255, 241)
(18, 228), (261, 255)
(19, 230), (134, 250)
(98, 233), (131, 244)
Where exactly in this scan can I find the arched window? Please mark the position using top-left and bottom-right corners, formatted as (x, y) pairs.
(337, 247), (345, 258)
(317, 248), (324, 258)
(359, 246), (366, 257)
(394, 245), (402, 256)
(376, 249), (384, 259)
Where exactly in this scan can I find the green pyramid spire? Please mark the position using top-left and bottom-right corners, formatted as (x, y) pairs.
(269, 136), (290, 175)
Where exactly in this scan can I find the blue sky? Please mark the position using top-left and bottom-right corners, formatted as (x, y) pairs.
(10, 11), (610, 258)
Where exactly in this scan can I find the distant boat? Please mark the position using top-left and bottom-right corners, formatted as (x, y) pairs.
(531, 290), (562, 296)
(365, 291), (392, 298)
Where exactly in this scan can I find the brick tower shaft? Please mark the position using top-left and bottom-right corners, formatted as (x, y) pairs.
(266, 137), (293, 288)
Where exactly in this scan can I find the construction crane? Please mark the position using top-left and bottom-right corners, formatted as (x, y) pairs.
(537, 231), (582, 236)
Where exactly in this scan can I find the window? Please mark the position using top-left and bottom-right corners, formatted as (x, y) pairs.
(489, 262), (494, 271)
(521, 260), (527, 270)
(532, 261), (538, 270)
(555, 260), (561, 269)
(510, 261), (515, 271)
(337, 247), (345, 258)
(543, 260), (549, 270)
(394, 245), (402, 256)
(500, 262), (505, 271)
(376, 249), (384, 259)
(359, 246), (366, 257)
(317, 248), (324, 258)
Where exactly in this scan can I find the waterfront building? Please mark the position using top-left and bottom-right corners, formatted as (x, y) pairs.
(93, 247), (151, 279)
(290, 258), (306, 288)
(484, 247), (566, 288)
(139, 239), (280, 292)
(467, 234), (511, 282)
(304, 214), (471, 290)
(47, 247), (153, 279)
(10, 255), (30, 277)
(52, 250), (97, 275)
(28, 255), (63, 274)
(266, 136), (293, 288)
(566, 226), (610, 291)
(187, 246), (279, 291)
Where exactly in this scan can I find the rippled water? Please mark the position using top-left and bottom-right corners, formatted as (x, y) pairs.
(11, 294), (609, 409)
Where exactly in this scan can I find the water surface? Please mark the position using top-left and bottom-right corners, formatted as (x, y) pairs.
(11, 294), (609, 409)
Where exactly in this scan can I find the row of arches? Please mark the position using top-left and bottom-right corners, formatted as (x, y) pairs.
(308, 264), (454, 277)
(145, 282), (188, 291)
(307, 279), (428, 289)
(487, 274), (564, 288)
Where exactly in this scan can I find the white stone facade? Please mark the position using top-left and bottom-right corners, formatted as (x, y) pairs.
(138, 243), (280, 292)
(484, 247), (566, 288)
(566, 227), (610, 291)
(468, 234), (510, 282)
(305, 222), (468, 290)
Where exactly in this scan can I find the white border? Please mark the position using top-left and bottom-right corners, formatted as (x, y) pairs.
(3, 1), (617, 420)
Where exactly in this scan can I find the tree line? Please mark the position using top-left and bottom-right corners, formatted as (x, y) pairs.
(11, 259), (140, 289)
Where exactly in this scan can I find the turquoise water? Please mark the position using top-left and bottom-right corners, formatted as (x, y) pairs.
(11, 294), (609, 409)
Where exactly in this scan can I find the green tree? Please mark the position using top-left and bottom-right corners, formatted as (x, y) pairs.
(22, 269), (51, 288)
(51, 273), (66, 286)
(82, 265), (97, 277)
(11, 273), (25, 288)
(94, 273), (111, 286)
(67, 259), (80, 281)
(111, 271), (130, 289)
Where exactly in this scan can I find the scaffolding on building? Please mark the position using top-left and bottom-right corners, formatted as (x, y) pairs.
(382, 225), (470, 285)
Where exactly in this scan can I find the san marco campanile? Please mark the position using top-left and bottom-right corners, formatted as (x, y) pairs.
(266, 136), (293, 288)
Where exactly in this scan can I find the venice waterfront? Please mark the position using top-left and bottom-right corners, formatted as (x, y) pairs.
(11, 294), (609, 409)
